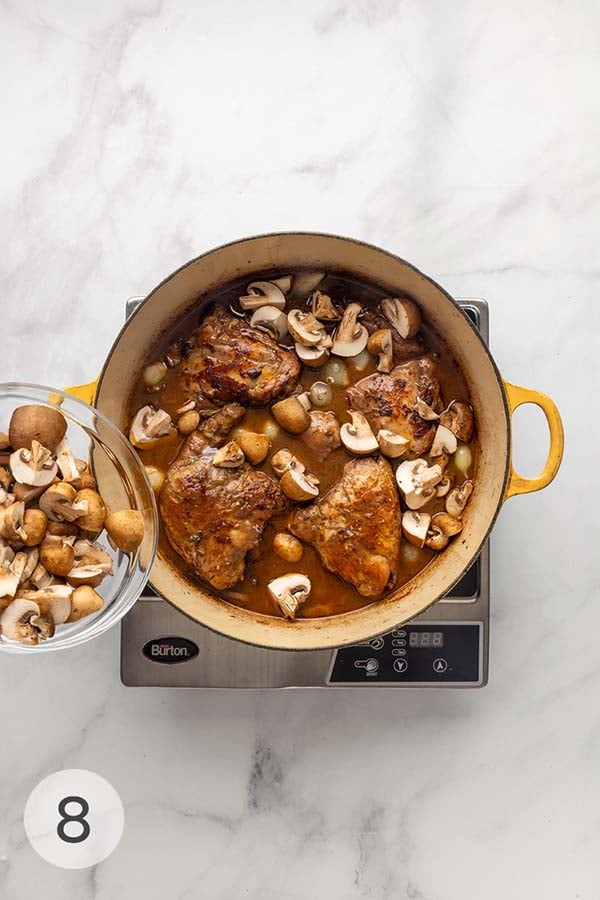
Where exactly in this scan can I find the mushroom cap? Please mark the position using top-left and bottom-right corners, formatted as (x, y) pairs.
(377, 429), (409, 459)
(287, 310), (326, 346)
(295, 342), (330, 368)
(431, 512), (463, 537)
(235, 432), (271, 465)
(271, 397), (311, 435)
(340, 413), (379, 456)
(9, 405), (66, 451)
(212, 441), (245, 468)
(105, 509), (145, 554)
(402, 511), (431, 548)
(39, 536), (76, 577)
(250, 306), (288, 341)
(273, 533), (304, 563)
(267, 573), (311, 619)
(280, 468), (319, 502)
(68, 585), (104, 622)
(381, 297), (422, 339)
(440, 401), (475, 443)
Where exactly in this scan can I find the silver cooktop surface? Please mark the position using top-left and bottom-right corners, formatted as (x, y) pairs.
(121, 298), (489, 689)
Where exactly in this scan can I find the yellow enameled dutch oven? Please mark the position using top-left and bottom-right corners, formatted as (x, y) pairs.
(68, 233), (564, 650)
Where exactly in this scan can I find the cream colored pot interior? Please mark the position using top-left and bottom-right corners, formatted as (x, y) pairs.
(95, 233), (510, 650)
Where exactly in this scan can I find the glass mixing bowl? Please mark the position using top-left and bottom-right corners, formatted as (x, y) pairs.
(0, 383), (158, 653)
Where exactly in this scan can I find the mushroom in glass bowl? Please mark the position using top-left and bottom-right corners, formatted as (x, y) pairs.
(0, 383), (158, 654)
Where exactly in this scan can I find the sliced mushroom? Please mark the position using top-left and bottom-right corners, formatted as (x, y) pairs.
(396, 459), (443, 509)
(29, 562), (54, 590)
(295, 342), (330, 368)
(273, 533), (304, 563)
(20, 547), (39, 584)
(212, 441), (245, 468)
(340, 413), (379, 456)
(271, 275), (293, 294)
(280, 468), (319, 502)
(402, 511), (432, 548)
(414, 397), (440, 421)
(446, 480), (474, 518)
(105, 509), (144, 553)
(430, 424), (458, 458)
(250, 305), (289, 341)
(39, 535), (75, 577)
(239, 281), (286, 311)
(9, 405), (66, 451)
(331, 303), (368, 357)
(0, 501), (27, 542)
(377, 429), (409, 459)
(67, 541), (113, 588)
(271, 397), (311, 434)
(310, 290), (342, 322)
(440, 401), (475, 443)
(56, 439), (84, 486)
(381, 297), (421, 339)
(20, 585), (73, 625)
(0, 597), (54, 644)
(129, 406), (174, 448)
(10, 441), (58, 487)
(367, 329), (393, 373)
(0, 538), (15, 568)
(270, 449), (303, 477)
(287, 309), (326, 346)
(39, 483), (88, 523)
(267, 573), (311, 619)
(435, 476), (452, 498)
(0, 557), (25, 599)
(235, 432), (270, 465)
(290, 271), (325, 298)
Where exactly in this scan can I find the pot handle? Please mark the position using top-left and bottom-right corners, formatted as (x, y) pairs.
(503, 380), (564, 499)
(64, 379), (98, 406)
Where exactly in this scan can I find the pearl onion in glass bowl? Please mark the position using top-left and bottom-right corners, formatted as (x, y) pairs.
(0, 383), (158, 653)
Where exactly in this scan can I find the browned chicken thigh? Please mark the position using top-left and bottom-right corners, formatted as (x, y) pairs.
(160, 404), (286, 590)
(289, 457), (401, 597)
(346, 357), (442, 456)
(183, 306), (301, 406)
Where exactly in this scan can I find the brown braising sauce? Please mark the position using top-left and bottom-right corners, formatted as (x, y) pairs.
(129, 273), (476, 619)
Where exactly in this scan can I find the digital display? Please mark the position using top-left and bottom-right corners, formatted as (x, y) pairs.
(409, 631), (444, 648)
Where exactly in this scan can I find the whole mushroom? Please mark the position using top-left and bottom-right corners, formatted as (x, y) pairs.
(271, 397), (311, 435)
(9, 405), (66, 451)
(105, 509), (145, 553)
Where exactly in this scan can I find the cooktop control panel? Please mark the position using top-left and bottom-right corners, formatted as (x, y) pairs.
(326, 623), (482, 685)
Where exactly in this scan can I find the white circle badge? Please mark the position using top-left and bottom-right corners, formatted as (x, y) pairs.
(24, 769), (124, 869)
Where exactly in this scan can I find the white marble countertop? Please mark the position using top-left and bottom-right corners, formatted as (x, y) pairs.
(0, 1), (597, 897)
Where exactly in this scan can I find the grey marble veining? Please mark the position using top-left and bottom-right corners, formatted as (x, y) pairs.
(1, 1), (598, 898)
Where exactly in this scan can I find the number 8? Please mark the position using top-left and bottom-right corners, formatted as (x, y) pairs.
(57, 796), (90, 844)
